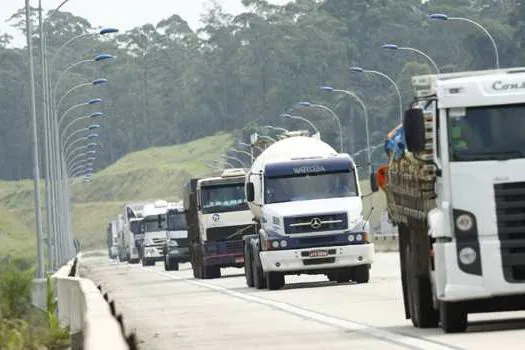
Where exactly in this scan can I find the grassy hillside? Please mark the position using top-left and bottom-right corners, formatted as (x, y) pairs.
(0, 131), (387, 256)
(0, 132), (235, 253)
(0, 204), (36, 260)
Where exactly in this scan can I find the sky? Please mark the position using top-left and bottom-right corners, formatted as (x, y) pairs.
(1, 0), (291, 47)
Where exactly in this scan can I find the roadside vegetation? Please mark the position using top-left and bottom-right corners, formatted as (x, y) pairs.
(0, 259), (69, 349)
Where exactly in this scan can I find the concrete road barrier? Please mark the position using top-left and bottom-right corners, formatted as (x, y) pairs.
(371, 234), (398, 252)
(52, 254), (131, 350)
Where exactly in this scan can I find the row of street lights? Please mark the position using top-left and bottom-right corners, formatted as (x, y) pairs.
(210, 12), (500, 179)
(23, 0), (119, 277)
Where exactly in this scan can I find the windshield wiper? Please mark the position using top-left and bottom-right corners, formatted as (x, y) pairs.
(455, 150), (525, 161)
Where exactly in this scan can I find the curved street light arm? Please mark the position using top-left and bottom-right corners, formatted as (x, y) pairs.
(56, 83), (92, 112)
(63, 131), (87, 154)
(449, 16), (499, 69)
(221, 155), (246, 167)
(365, 69), (403, 124)
(66, 145), (89, 165)
(60, 115), (89, 142)
(231, 149), (253, 158)
(311, 104), (343, 152)
(286, 115), (320, 134)
(58, 102), (89, 127)
(68, 163), (87, 177)
(333, 89), (372, 173)
(52, 59), (92, 98)
(399, 47), (440, 73)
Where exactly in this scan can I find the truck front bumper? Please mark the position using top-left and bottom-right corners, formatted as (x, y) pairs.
(202, 241), (244, 267)
(260, 243), (374, 273)
(143, 245), (164, 261)
(166, 247), (190, 262)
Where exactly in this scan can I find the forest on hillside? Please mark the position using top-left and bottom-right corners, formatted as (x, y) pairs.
(1, 0), (523, 180)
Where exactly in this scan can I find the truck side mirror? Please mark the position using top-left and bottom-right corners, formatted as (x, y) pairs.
(246, 182), (255, 202)
(403, 108), (426, 153)
(369, 171), (378, 193)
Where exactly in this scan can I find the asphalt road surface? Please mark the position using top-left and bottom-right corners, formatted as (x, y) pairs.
(81, 252), (525, 350)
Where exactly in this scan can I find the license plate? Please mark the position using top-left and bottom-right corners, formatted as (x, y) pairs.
(235, 257), (245, 263)
(309, 250), (328, 257)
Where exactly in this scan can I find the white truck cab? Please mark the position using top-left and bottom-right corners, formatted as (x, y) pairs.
(244, 136), (376, 290)
(140, 200), (170, 266)
(391, 67), (525, 333)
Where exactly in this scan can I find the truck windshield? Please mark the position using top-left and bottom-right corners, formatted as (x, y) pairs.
(264, 171), (358, 204)
(141, 214), (168, 232)
(200, 183), (248, 214)
(448, 103), (525, 161)
(167, 211), (187, 231)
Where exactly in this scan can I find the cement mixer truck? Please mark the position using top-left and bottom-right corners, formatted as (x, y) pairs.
(378, 67), (525, 333)
(243, 135), (377, 290)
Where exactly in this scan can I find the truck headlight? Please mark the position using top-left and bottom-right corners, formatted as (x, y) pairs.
(348, 235), (355, 242)
(272, 241), (280, 248)
(355, 233), (363, 241)
(456, 214), (473, 231)
(459, 247), (477, 265)
(280, 240), (287, 248)
(169, 240), (178, 247)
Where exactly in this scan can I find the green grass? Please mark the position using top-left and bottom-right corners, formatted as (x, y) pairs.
(0, 132), (236, 255)
(0, 131), (387, 257)
(0, 204), (36, 260)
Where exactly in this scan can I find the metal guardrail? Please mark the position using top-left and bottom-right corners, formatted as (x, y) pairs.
(53, 254), (138, 349)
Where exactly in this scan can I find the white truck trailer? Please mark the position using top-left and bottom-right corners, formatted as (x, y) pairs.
(243, 135), (377, 290)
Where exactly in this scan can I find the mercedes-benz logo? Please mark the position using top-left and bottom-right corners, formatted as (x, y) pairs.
(310, 218), (322, 229)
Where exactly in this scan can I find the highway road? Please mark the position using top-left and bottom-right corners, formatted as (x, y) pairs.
(81, 252), (525, 350)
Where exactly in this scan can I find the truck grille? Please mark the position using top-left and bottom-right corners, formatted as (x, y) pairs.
(172, 238), (189, 248)
(284, 213), (348, 234)
(149, 238), (166, 247)
(206, 224), (256, 242)
(494, 181), (525, 283)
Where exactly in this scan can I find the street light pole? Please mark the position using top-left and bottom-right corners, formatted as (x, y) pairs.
(382, 44), (440, 73)
(429, 13), (500, 69)
(320, 87), (372, 177)
(296, 102), (343, 152)
(350, 67), (404, 124)
(26, 0), (45, 279)
(281, 114), (320, 136)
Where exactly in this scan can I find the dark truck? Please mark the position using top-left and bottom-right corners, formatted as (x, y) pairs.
(163, 202), (190, 271)
(183, 169), (257, 279)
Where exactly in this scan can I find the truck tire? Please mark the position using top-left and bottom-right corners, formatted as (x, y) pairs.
(128, 259), (140, 264)
(398, 223), (411, 320)
(164, 256), (171, 271)
(405, 245), (439, 328)
(266, 272), (285, 290)
(352, 265), (370, 284)
(335, 270), (352, 283)
(244, 243), (254, 287)
(252, 254), (266, 289)
(142, 258), (154, 267)
(203, 265), (221, 279)
(326, 272), (337, 282)
(439, 301), (467, 333)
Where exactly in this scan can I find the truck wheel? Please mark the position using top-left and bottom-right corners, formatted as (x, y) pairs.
(439, 301), (467, 333)
(253, 256), (266, 289)
(170, 259), (179, 271)
(164, 256), (172, 271)
(266, 272), (285, 290)
(406, 245), (439, 328)
(244, 243), (254, 287)
(352, 265), (370, 284)
(335, 270), (352, 283)
(203, 265), (221, 279)
(326, 272), (337, 282)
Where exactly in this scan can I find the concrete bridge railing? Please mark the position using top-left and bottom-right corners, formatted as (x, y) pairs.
(52, 253), (137, 349)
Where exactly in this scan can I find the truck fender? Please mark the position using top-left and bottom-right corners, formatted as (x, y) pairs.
(428, 208), (450, 239)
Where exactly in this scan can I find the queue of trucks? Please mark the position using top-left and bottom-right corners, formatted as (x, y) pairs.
(103, 66), (525, 334)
